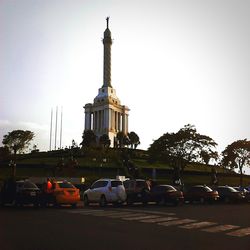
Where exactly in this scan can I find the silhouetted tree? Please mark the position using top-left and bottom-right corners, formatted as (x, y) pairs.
(99, 134), (111, 148)
(116, 132), (125, 148)
(128, 131), (140, 149)
(222, 139), (250, 186)
(80, 130), (96, 148)
(0, 146), (10, 162)
(2, 130), (34, 155)
(148, 124), (218, 172)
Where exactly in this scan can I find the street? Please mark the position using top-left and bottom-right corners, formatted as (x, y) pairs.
(1, 203), (250, 250)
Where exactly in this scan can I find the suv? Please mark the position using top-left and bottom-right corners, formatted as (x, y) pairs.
(83, 179), (126, 207)
(123, 179), (151, 205)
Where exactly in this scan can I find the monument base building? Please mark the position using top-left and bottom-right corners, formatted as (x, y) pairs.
(84, 18), (129, 147)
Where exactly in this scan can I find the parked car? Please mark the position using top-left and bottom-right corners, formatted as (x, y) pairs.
(215, 186), (245, 203)
(184, 185), (219, 204)
(232, 186), (250, 202)
(0, 179), (41, 207)
(83, 179), (127, 207)
(49, 180), (80, 208)
(123, 179), (151, 205)
(149, 185), (184, 206)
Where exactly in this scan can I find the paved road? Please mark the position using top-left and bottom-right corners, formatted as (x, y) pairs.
(1, 203), (250, 250)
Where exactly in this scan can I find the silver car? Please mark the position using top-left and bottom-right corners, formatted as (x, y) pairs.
(83, 179), (127, 207)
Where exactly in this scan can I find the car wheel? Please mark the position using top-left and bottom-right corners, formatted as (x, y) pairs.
(126, 196), (133, 206)
(12, 199), (19, 207)
(53, 197), (60, 208)
(157, 197), (166, 205)
(99, 195), (107, 207)
(83, 195), (89, 207)
(71, 203), (77, 209)
(173, 200), (180, 206)
(200, 197), (205, 204)
(34, 202), (39, 208)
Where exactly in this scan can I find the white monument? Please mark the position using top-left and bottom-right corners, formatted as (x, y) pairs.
(84, 18), (130, 147)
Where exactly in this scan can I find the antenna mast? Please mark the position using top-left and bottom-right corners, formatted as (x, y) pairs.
(49, 108), (53, 151)
(54, 106), (58, 150)
(60, 106), (63, 149)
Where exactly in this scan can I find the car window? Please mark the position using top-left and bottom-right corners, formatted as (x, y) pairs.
(136, 181), (146, 188)
(23, 181), (38, 189)
(16, 182), (24, 188)
(203, 186), (213, 192)
(189, 187), (199, 192)
(226, 187), (238, 192)
(91, 181), (108, 189)
(111, 181), (123, 187)
(165, 185), (177, 191)
(123, 181), (129, 189)
(152, 186), (164, 192)
(58, 182), (75, 188)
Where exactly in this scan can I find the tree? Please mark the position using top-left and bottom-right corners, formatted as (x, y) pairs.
(222, 139), (250, 186)
(80, 130), (96, 148)
(116, 132), (125, 148)
(2, 130), (34, 155)
(99, 134), (111, 148)
(128, 131), (140, 149)
(0, 146), (10, 162)
(148, 124), (218, 171)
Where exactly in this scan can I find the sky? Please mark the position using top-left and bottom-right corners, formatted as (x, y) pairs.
(1, 0), (250, 169)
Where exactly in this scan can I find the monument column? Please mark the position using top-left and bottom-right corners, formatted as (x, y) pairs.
(103, 17), (112, 88)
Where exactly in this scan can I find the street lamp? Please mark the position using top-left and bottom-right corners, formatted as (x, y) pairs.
(9, 160), (16, 178)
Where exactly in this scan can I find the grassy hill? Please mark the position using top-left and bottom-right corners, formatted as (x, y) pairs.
(0, 148), (249, 187)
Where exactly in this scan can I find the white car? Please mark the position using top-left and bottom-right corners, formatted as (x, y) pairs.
(83, 179), (127, 207)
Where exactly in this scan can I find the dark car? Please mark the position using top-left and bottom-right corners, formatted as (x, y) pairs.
(233, 187), (250, 202)
(215, 186), (245, 203)
(149, 185), (184, 206)
(123, 179), (151, 205)
(184, 185), (219, 204)
(0, 179), (41, 207)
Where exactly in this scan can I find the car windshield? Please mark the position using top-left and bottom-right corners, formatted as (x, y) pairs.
(58, 182), (75, 188)
(111, 181), (123, 187)
(165, 185), (177, 191)
(23, 181), (38, 189)
(227, 187), (238, 192)
(136, 181), (146, 188)
(204, 186), (213, 192)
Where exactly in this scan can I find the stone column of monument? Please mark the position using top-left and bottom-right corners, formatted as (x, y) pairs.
(103, 17), (112, 88)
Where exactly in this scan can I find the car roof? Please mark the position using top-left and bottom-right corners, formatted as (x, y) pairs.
(156, 184), (174, 187)
(96, 178), (122, 181)
(192, 185), (207, 187)
(124, 179), (145, 182)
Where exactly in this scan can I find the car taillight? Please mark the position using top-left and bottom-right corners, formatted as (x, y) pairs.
(108, 186), (112, 192)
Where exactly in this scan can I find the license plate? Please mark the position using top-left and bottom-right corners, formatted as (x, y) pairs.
(30, 192), (36, 196)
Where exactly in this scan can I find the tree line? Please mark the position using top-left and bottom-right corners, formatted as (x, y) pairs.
(1, 125), (250, 185)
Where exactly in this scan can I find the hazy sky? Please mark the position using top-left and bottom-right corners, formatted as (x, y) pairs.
(1, 1), (250, 161)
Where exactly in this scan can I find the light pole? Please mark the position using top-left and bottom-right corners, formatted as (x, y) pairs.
(9, 160), (16, 178)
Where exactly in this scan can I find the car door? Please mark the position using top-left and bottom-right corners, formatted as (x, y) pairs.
(89, 181), (108, 201)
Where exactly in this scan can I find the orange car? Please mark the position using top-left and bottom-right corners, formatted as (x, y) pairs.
(52, 180), (80, 208)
